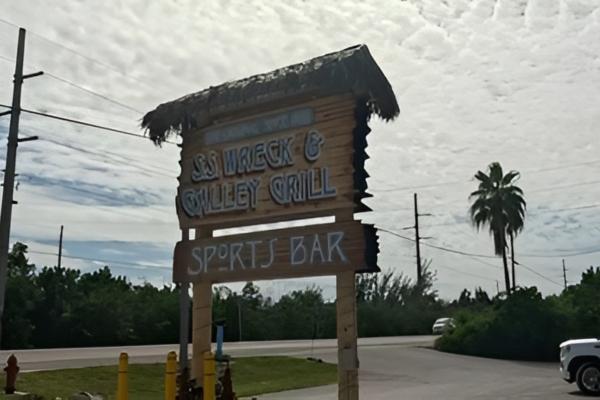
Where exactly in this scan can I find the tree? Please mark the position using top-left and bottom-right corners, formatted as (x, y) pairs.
(2, 243), (38, 348)
(469, 162), (526, 295)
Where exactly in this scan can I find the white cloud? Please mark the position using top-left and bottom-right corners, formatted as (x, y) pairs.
(1, 0), (599, 298)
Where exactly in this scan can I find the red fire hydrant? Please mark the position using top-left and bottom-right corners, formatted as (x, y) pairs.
(4, 354), (19, 394)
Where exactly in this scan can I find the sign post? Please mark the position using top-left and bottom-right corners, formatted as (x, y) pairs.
(143, 44), (399, 400)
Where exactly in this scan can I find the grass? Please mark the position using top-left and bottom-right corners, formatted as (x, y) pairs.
(1, 356), (337, 400)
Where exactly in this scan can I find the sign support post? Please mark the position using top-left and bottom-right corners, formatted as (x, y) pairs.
(337, 270), (359, 400)
(191, 227), (213, 384)
(142, 44), (400, 399)
(192, 282), (212, 383)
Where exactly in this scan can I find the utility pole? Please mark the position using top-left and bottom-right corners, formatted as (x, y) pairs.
(0, 28), (42, 347)
(562, 259), (567, 290)
(58, 225), (64, 267)
(414, 193), (422, 283)
(510, 233), (516, 290)
(407, 193), (432, 284)
(237, 299), (242, 342)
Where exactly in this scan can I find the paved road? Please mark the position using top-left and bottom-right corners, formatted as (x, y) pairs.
(254, 345), (576, 400)
(0, 335), (436, 371)
(1, 336), (577, 398)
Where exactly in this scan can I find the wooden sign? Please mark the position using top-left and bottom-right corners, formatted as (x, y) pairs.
(172, 221), (377, 283)
(177, 95), (358, 229)
(144, 45), (400, 398)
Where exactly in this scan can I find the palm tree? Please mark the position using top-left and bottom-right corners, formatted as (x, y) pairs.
(469, 162), (526, 295)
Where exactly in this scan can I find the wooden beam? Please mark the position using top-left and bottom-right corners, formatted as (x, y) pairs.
(336, 270), (358, 400)
(191, 227), (213, 384)
(173, 220), (376, 283)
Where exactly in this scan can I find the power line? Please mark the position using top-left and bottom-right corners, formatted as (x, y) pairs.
(528, 203), (600, 216)
(0, 18), (158, 91)
(514, 260), (563, 287)
(435, 264), (498, 283)
(378, 227), (498, 259)
(378, 227), (564, 287)
(519, 247), (600, 258)
(371, 159), (600, 195)
(415, 203), (600, 229)
(37, 137), (177, 179)
(0, 104), (177, 145)
(386, 216), (600, 260)
(528, 179), (600, 193)
(376, 179), (467, 193)
(17, 173), (172, 217)
(1, 51), (144, 115)
(0, 54), (14, 64)
(28, 249), (170, 271)
(44, 72), (144, 114)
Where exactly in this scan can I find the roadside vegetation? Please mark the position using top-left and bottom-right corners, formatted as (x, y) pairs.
(437, 162), (599, 361)
(436, 267), (600, 361)
(4, 240), (598, 362)
(2, 161), (597, 363)
(1, 241), (443, 348)
(11, 356), (336, 399)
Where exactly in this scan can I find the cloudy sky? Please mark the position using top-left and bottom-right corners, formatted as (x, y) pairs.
(1, 0), (599, 299)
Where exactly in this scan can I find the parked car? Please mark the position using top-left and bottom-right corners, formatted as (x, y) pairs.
(559, 338), (600, 395)
(432, 317), (455, 335)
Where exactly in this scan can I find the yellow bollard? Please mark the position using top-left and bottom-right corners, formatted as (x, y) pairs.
(203, 351), (216, 400)
(116, 352), (128, 400)
(164, 351), (177, 400)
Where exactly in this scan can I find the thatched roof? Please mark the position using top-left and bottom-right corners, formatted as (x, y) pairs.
(142, 44), (399, 145)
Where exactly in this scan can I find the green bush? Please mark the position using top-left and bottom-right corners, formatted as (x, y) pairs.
(436, 268), (600, 362)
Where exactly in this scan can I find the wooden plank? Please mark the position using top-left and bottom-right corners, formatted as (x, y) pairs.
(176, 94), (359, 230)
(191, 228), (212, 384)
(337, 270), (359, 400)
(194, 94), (356, 134)
(173, 221), (374, 283)
(181, 96), (356, 155)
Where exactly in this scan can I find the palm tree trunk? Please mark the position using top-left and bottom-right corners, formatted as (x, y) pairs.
(501, 247), (511, 295)
(510, 232), (516, 291)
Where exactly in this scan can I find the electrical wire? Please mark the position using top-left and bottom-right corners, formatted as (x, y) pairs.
(0, 51), (144, 115)
(0, 54), (14, 64)
(28, 249), (170, 271)
(435, 264), (499, 283)
(0, 17), (159, 91)
(378, 227), (498, 258)
(0, 104), (177, 145)
(372, 159), (600, 194)
(514, 260), (563, 287)
(378, 227), (565, 287)
(44, 72), (144, 114)
(518, 248), (600, 258)
(38, 137), (177, 179)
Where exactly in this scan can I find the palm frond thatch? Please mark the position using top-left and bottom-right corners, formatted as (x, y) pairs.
(141, 44), (400, 145)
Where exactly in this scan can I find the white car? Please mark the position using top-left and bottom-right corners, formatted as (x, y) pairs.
(432, 317), (455, 335)
(559, 338), (600, 395)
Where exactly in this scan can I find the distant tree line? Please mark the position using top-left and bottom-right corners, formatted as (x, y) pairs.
(5, 241), (596, 362)
(2, 242), (458, 349)
(3, 242), (180, 349)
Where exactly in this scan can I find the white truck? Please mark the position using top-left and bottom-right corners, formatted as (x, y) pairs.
(560, 338), (600, 395)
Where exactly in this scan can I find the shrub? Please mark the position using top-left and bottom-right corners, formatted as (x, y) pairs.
(436, 287), (571, 361)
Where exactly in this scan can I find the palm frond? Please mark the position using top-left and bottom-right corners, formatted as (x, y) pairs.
(489, 162), (504, 184)
(501, 171), (520, 186)
(474, 171), (492, 187)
